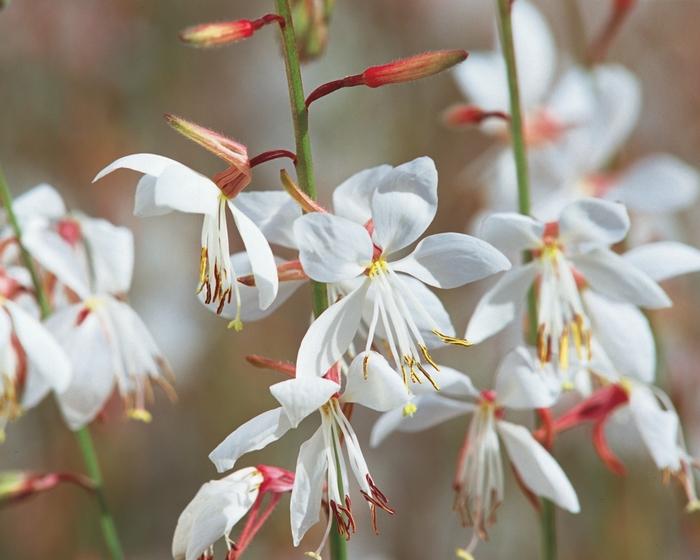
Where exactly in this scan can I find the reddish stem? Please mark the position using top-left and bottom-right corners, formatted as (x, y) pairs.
(245, 355), (296, 377)
(305, 74), (365, 107)
(249, 149), (297, 168)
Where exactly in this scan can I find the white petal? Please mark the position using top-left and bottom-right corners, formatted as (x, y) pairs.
(479, 213), (544, 253)
(14, 184), (66, 221)
(559, 198), (630, 249)
(497, 420), (580, 513)
(583, 290), (656, 383)
(623, 241), (700, 283)
(48, 304), (116, 430)
(410, 365), (478, 398)
(628, 386), (681, 471)
(79, 216), (134, 294)
(344, 351), (410, 411)
(370, 394), (474, 447)
(572, 248), (671, 308)
(510, 0), (556, 109)
(208, 407), (292, 473)
(294, 213), (373, 283)
(546, 68), (597, 127)
(465, 264), (537, 344)
(371, 157), (438, 253)
(270, 377), (338, 428)
(495, 347), (560, 409)
(5, 300), (71, 394)
(391, 233), (510, 289)
(333, 165), (393, 224)
(296, 282), (369, 378)
(230, 202), (279, 309)
(95, 154), (220, 216)
(608, 155), (699, 214)
(290, 427), (327, 546)
(234, 191), (301, 249)
(452, 54), (507, 113)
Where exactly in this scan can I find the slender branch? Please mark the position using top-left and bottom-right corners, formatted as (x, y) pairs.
(274, 2), (344, 559)
(0, 164), (125, 560)
(493, 2), (557, 560)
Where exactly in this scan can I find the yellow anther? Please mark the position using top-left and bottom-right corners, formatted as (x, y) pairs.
(198, 247), (208, 286)
(84, 296), (103, 312)
(419, 344), (439, 371)
(432, 329), (472, 347)
(562, 380), (575, 392)
(685, 500), (700, 513)
(305, 553), (322, 560)
(367, 258), (388, 278)
(403, 402), (418, 417)
(362, 354), (370, 379)
(558, 328), (569, 371)
(618, 377), (634, 396)
(127, 408), (152, 423)
(456, 548), (475, 560)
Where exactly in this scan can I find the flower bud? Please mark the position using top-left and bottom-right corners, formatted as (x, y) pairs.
(180, 20), (255, 47)
(165, 114), (251, 196)
(362, 50), (468, 88)
(0, 471), (94, 504)
(443, 104), (509, 127)
(292, 0), (335, 62)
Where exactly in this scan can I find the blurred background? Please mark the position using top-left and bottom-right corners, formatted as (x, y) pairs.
(1, 0), (700, 558)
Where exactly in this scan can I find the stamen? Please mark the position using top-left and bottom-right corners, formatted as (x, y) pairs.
(126, 408), (152, 423)
(432, 329), (472, 347)
(419, 344), (440, 370)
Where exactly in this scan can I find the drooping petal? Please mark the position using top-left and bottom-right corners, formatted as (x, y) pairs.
(391, 232), (510, 289)
(497, 420), (580, 513)
(79, 216), (134, 294)
(370, 394), (474, 447)
(47, 304), (116, 430)
(270, 377), (339, 428)
(296, 282), (370, 378)
(546, 67), (597, 130)
(623, 241), (700, 283)
(572, 248), (671, 308)
(94, 154), (220, 216)
(494, 346), (560, 410)
(479, 212), (544, 253)
(607, 155), (699, 214)
(344, 351), (410, 412)
(290, 427), (327, 547)
(230, 202), (279, 309)
(233, 190), (301, 249)
(558, 198), (629, 249)
(371, 157), (438, 254)
(333, 164), (393, 224)
(5, 300), (71, 394)
(294, 213), (373, 283)
(14, 183), (66, 221)
(209, 407), (293, 473)
(628, 385), (681, 471)
(465, 263), (537, 344)
(583, 290), (656, 383)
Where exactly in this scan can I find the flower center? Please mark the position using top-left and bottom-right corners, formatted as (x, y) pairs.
(366, 257), (388, 278)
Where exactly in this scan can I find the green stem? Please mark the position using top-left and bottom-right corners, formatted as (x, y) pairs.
(494, 2), (556, 560)
(274, 2), (344, 558)
(76, 427), (125, 560)
(275, 0), (328, 319)
(0, 165), (125, 560)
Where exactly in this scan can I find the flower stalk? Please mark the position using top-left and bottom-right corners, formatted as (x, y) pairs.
(493, 1), (557, 559)
(0, 164), (125, 560)
(273, 2), (343, 558)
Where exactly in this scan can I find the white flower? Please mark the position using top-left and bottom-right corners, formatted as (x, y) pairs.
(94, 154), (278, 327)
(371, 347), (578, 557)
(466, 199), (671, 380)
(294, 157), (510, 383)
(0, 279), (71, 440)
(24, 211), (174, 429)
(172, 467), (263, 560)
(209, 351), (410, 549)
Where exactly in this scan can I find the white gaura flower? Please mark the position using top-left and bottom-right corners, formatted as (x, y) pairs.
(372, 347), (578, 557)
(28, 215), (174, 429)
(466, 198), (670, 378)
(173, 465), (294, 560)
(209, 351), (410, 551)
(0, 271), (71, 441)
(94, 154), (278, 327)
(294, 157), (510, 383)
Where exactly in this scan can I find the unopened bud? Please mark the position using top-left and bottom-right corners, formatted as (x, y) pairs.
(362, 50), (468, 88)
(179, 14), (284, 48)
(442, 104), (509, 128)
(0, 471), (94, 504)
(165, 114), (251, 196)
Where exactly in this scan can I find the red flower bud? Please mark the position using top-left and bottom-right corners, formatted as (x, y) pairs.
(442, 104), (510, 127)
(362, 50), (468, 88)
(179, 14), (284, 48)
